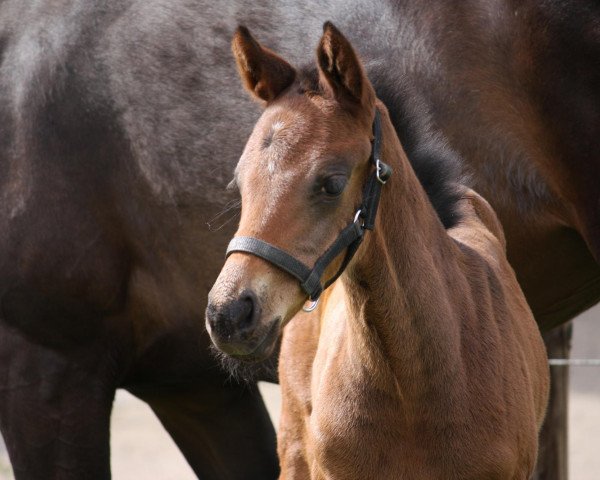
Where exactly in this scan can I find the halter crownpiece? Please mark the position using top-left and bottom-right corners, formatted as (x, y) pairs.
(226, 109), (391, 308)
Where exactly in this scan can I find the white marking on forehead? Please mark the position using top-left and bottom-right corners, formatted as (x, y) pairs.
(263, 116), (307, 175)
(271, 120), (285, 132)
(267, 120), (285, 175)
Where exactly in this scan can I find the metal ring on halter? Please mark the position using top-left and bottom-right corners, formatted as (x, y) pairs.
(302, 298), (320, 312)
(353, 209), (363, 223)
(376, 159), (387, 184)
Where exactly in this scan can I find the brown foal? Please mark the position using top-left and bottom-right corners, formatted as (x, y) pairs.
(207, 23), (549, 479)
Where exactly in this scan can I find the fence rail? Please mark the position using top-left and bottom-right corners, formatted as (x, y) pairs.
(549, 359), (600, 366)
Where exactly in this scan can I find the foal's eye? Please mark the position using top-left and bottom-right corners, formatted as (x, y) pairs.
(321, 175), (347, 197)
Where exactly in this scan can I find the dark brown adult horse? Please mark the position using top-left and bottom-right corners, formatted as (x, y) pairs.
(0, 0), (598, 478)
(208, 23), (550, 479)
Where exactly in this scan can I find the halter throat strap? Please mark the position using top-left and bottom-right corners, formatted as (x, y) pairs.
(226, 109), (391, 301)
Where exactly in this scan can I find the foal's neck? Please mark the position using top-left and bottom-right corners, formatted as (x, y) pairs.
(339, 106), (465, 399)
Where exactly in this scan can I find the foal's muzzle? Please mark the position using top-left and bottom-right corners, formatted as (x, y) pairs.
(206, 290), (280, 360)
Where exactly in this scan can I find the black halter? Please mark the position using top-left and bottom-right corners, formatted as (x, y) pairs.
(226, 109), (391, 304)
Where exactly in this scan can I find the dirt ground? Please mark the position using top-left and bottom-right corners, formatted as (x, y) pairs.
(0, 307), (598, 479)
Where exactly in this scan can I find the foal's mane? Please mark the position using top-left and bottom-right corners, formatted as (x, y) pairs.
(297, 65), (464, 230)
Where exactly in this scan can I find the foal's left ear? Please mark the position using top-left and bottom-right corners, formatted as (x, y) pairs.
(232, 26), (297, 103)
(316, 22), (374, 108)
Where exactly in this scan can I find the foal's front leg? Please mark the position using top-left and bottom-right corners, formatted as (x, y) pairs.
(278, 405), (312, 480)
(278, 314), (320, 480)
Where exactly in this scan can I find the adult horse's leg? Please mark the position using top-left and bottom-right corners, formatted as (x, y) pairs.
(532, 324), (572, 480)
(132, 381), (279, 480)
(0, 325), (121, 479)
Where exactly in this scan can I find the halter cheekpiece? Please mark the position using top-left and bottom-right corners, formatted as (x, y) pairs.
(226, 109), (392, 310)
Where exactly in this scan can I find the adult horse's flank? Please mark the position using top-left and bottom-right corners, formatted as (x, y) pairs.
(207, 24), (550, 479)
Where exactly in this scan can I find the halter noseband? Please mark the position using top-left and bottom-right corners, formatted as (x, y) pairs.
(226, 109), (391, 310)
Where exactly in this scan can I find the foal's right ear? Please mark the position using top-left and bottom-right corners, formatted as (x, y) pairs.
(232, 26), (296, 103)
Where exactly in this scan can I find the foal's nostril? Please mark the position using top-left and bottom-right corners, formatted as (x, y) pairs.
(234, 290), (260, 331)
(206, 290), (261, 341)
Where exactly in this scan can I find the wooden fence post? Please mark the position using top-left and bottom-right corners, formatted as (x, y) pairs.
(532, 323), (572, 480)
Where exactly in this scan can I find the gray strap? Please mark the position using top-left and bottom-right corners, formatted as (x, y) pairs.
(226, 236), (313, 288)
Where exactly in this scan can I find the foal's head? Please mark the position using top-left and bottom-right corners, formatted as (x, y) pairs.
(206, 23), (381, 360)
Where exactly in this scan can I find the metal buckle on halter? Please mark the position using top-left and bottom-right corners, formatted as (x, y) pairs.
(353, 208), (363, 225)
(376, 159), (391, 185)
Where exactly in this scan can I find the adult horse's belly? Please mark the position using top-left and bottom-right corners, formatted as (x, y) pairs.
(502, 217), (600, 331)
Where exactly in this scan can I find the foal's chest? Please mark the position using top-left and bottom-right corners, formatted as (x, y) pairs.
(307, 321), (414, 478)
(303, 308), (496, 479)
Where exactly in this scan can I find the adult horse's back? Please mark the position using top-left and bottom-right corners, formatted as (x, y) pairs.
(0, 0), (598, 478)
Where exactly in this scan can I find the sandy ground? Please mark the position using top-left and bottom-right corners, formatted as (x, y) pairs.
(567, 307), (600, 478)
(0, 307), (598, 479)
